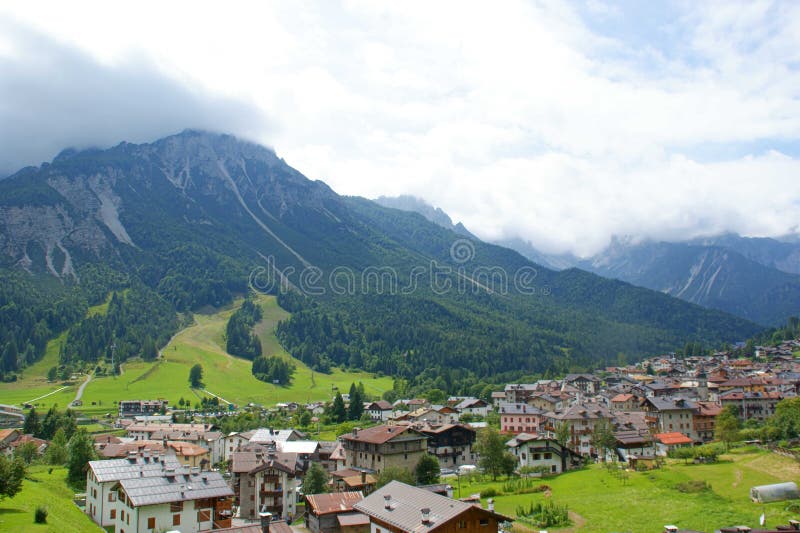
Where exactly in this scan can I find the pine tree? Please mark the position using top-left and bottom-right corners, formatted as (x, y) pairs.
(66, 429), (95, 488)
(303, 462), (329, 494)
(348, 382), (363, 421)
(331, 392), (346, 423)
(23, 407), (40, 436)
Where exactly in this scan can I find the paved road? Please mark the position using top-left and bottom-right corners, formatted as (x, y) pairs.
(73, 373), (93, 404)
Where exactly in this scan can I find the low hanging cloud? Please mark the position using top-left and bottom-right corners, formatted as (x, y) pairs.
(0, 22), (271, 177)
(1, 2), (799, 256)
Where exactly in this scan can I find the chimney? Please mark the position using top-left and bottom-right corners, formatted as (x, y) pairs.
(361, 471), (366, 484)
(421, 508), (431, 525)
(352, 428), (358, 437)
(259, 511), (272, 533)
(384, 494), (392, 510)
(487, 498), (494, 512)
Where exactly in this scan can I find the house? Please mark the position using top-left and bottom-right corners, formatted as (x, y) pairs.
(490, 392), (506, 409)
(329, 468), (377, 494)
(86, 452), (183, 528)
(417, 424), (477, 469)
(230, 447), (300, 522)
(97, 440), (211, 469)
(367, 401), (394, 422)
(653, 432), (693, 456)
(126, 422), (223, 464)
(305, 491), (365, 533)
(0, 428), (21, 453)
(641, 397), (697, 441)
(2, 433), (48, 457)
(353, 481), (511, 533)
(610, 393), (639, 411)
(339, 425), (428, 474)
(693, 402), (722, 442)
(118, 400), (169, 419)
(223, 431), (251, 462)
(397, 407), (457, 425)
(564, 374), (601, 394)
(543, 403), (613, 457)
(506, 434), (580, 474)
(719, 391), (783, 424)
(613, 429), (655, 462)
(112, 466), (233, 532)
(527, 393), (564, 413)
(454, 398), (489, 418)
(504, 384), (538, 403)
(498, 403), (544, 434)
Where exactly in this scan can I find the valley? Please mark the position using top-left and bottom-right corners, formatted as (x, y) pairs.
(1, 294), (392, 415)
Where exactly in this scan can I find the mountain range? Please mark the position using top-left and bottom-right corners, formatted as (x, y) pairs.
(380, 196), (800, 326)
(0, 131), (761, 391)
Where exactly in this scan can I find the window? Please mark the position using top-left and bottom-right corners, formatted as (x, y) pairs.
(170, 502), (184, 513)
(480, 519), (489, 526)
(148, 517), (155, 529)
(108, 492), (116, 502)
(544, 453), (552, 460)
(198, 509), (211, 521)
(173, 514), (181, 526)
(110, 510), (116, 519)
(457, 520), (467, 529)
(121, 510), (125, 521)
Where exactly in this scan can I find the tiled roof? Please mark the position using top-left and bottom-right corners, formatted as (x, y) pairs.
(340, 425), (424, 445)
(88, 454), (183, 483)
(306, 491), (364, 515)
(654, 432), (692, 445)
(119, 468), (232, 507)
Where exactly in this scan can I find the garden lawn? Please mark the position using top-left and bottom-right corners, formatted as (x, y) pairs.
(0, 465), (100, 532)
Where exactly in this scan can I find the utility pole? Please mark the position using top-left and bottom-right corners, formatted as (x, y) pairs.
(110, 342), (117, 376)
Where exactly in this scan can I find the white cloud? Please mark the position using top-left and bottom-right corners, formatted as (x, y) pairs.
(1, 0), (799, 255)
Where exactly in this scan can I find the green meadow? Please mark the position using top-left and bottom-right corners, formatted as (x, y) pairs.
(0, 465), (101, 532)
(455, 447), (799, 532)
(0, 294), (392, 416)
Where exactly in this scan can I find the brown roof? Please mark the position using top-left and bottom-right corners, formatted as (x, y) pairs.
(0, 428), (20, 442)
(343, 474), (377, 488)
(306, 492), (364, 515)
(340, 425), (423, 445)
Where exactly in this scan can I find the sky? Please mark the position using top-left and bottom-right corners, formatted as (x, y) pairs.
(1, 0), (799, 257)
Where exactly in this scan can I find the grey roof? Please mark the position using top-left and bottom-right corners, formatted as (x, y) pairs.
(644, 396), (697, 411)
(119, 468), (233, 507)
(498, 402), (543, 415)
(354, 481), (502, 532)
(89, 455), (182, 483)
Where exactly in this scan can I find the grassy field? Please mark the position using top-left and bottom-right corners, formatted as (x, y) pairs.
(0, 465), (101, 532)
(1, 294), (392, 417)
(455, 447), (800, 532)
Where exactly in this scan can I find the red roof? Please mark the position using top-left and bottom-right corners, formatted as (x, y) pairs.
(654, 432), (692, 445)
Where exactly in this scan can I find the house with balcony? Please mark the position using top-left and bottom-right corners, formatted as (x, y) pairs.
(417, 424), (477, 469)
(506, 434), (580, 474)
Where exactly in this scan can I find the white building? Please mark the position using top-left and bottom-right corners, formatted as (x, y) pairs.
(86, 452), (182, 528)
(112, 466), (233, 532)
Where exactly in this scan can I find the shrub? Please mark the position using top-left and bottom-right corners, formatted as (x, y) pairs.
(515, 499), (569, 527)
(34, 506), (47, 524)
(481, 488), (501, 498)
(675, 480), (710, 493)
